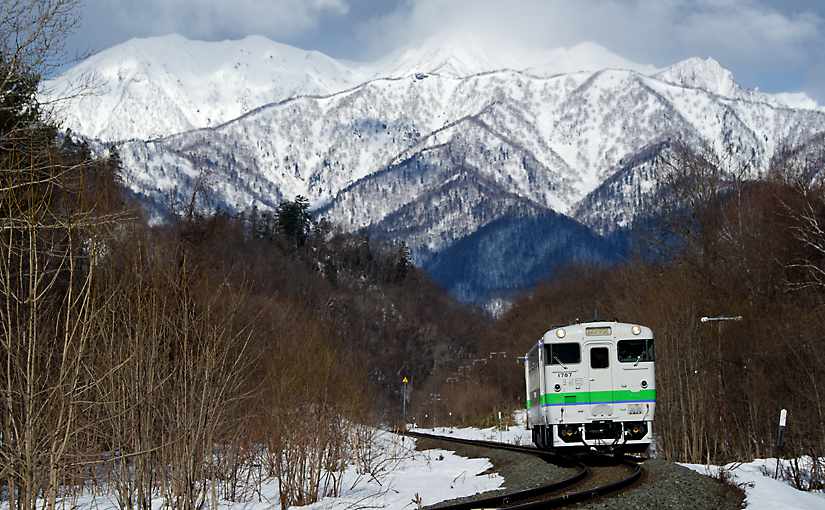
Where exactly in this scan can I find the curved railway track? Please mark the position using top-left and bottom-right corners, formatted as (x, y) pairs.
(405, 431), (642, 509)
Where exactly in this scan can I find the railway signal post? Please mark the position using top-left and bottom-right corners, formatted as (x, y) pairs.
(699, 314), (744, 449)
(401, 376), (409, 425)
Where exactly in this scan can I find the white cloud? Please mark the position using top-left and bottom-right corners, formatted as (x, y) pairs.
(356, 0), (824, 94)
(68, 0), (825, 103)
(81, 0), (349, 43)
(771, 91), (821, 110)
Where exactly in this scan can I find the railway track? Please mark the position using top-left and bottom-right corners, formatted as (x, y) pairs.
(404, 431), (642, 509)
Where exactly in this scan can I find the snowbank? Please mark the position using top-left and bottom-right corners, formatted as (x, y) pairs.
(414, 411), (825, 510)
(680, 460), (825, 510)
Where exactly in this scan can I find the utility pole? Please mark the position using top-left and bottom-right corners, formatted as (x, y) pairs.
(429, 392), (441, 430)
(700, 315), (743, 394)
(700, 315), (743, 453)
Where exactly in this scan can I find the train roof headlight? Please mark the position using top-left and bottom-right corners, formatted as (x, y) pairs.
(632, 325), (641, 335)
(556, 328), (566, 338)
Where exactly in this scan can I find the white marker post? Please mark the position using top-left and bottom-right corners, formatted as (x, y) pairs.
(774, 408), (788, 478)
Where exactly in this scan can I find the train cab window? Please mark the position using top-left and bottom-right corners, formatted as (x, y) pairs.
(590, 347), (609, 369)
(544, 343), (580, 365)
(617, 339), (655, 363)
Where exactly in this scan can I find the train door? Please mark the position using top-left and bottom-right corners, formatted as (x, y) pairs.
(526, 345), (542, 426)
(586, 343), (614, 418)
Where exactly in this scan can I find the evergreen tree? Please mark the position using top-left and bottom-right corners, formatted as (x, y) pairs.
(0, 56), (41, 135)
(107, 144), (122, 170)
(323, 257), (338, 286)
(394, 242), (412, 282)
(313, 217), (333, 242)
(276, 195), (312, 248)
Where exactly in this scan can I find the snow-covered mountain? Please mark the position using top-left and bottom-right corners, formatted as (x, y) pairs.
(43, 34), (366, 140)
(654, 57), (820, 111)
(44, 36), (819, 143)
(45, 35), (825, 304)
(115, 57), (825, 217)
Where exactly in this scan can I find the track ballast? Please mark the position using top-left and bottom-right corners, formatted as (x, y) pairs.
(405, 431), (642, 509)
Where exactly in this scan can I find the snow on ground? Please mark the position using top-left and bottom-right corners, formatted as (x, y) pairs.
(411, 424), (531, 447)
(296, 434), (505, 510)
(681, 459), (825, 510)
(412, 409), (532, 446)
(414, 411), (825, 510)
(1, 432), (504, 510)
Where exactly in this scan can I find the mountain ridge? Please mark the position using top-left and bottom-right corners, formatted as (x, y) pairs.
(45, 34), (823, 143)
(111, 52), (825, 224)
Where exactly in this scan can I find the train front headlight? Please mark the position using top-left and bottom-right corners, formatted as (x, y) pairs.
(624, 422), (648, 440)
(556, 328), (566, 338)
(632, 325), (641, 335)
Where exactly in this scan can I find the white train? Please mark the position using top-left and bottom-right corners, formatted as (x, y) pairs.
(524, 321), (655, 453)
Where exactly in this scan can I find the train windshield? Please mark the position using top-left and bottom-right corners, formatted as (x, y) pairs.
(617, 339), (655, 363)
(544, 343), (581, 365)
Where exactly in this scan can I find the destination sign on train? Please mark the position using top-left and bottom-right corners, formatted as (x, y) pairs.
(585, 327), (612, 336)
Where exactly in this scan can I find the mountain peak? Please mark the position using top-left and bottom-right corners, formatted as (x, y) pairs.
(372, 37), (498, 78)
(42, 34), (363, 140)
(528, 41), (657, 75)
(654, 57), (740, 97)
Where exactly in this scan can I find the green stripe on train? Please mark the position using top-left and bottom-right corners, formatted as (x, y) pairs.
(526, 389), (656, 407)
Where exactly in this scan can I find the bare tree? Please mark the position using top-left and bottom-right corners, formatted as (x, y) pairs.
(787, 188), (825, 292)
(0, 125), (116, 510)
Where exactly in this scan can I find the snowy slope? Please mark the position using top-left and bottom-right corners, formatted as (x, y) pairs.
(112, 53), (825, 263)
(655, 57), (742, 98)
(42, 34), (366, 140)
(116, 63), (825, 219)
(682, 460), (825, 510)
(654, 57), (822, 111)
(44, 36), (820, 144)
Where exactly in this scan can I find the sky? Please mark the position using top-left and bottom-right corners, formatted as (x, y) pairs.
(66, 0), (825, 103)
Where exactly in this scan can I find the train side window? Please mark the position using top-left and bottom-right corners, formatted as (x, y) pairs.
(590, 347), (609, 369)
(528, 354), (539, 373)
(617, 339), (655, 363)
(545, 343), (580, 365)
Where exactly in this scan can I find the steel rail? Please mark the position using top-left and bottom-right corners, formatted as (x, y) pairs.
(404, 430), (642, 510)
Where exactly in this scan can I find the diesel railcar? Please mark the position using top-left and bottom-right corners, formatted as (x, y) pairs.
(524, 321), (655, 453)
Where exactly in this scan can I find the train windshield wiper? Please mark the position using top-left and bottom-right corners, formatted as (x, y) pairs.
(553, 355), (568, 370)
(633, 354), (642, 367)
